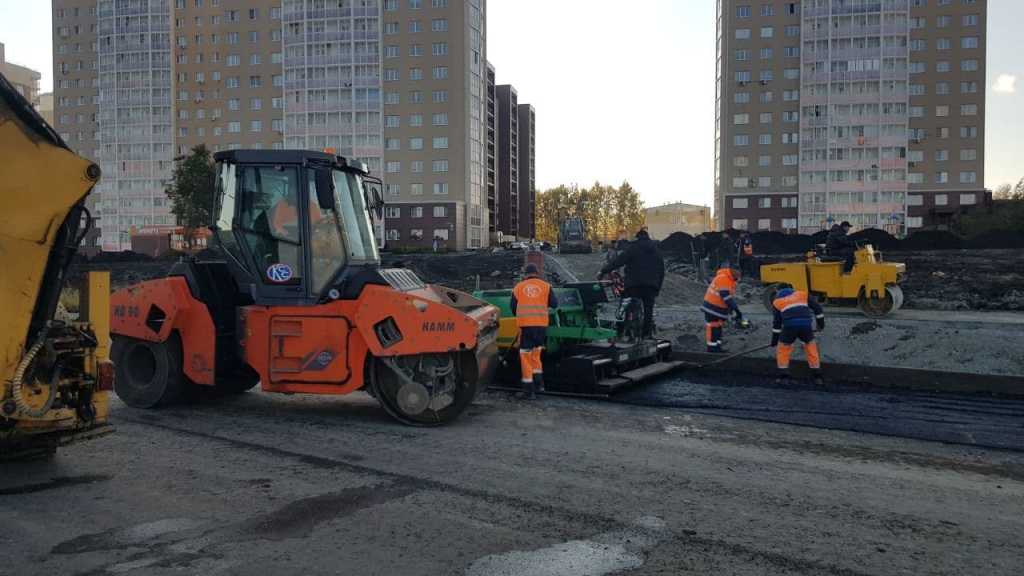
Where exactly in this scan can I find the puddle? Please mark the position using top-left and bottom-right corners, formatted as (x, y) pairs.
(465, 516), (667, 576)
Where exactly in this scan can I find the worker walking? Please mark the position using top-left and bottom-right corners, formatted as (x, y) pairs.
(736, 232), (755, 278)
(770, 283), (825, 385)
(510, 263), (558, 399)
(599, 229), (665, 338)
(700, 268), (747, 353)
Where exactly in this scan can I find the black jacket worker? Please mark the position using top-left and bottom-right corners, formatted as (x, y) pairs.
(599, 229), (666, 338)
(825, 221), (855, 271)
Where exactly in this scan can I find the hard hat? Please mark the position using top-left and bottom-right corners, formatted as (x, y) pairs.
(524, 263), (540, 276)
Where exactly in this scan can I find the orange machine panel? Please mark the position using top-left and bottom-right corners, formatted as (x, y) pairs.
(240, 303), (371, 395)
(110, 277), (216, 385)
(352, 284), (481, 357)
(268, 316), (351, 384)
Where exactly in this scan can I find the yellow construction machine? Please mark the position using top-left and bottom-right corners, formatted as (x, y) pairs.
(1, 73), (113, 459)
(760, 244), (906, 318)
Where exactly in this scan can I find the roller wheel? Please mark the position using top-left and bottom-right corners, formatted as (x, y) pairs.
(370, 353), (477, 426)
(111, 335), (185, 408)
(857, 286), (900, 318)
(762, 284), (783, 313)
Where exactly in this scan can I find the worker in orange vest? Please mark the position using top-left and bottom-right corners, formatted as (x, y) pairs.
(771, 284), (825, 385)
(700, 267), (748, 353)
(510, 263), (558, 399)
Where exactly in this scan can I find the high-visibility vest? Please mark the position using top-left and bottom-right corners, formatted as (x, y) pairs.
(702, 270), (736, 311)
(513, 277), (552, 328)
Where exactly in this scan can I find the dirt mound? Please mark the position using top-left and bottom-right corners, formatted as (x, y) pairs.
(658, 232), (694, 256)
(850, 228), (899, 251)
(900, 230), (963, 251)
(966, 230), (1024, 249)
(749, 231), (813, 255)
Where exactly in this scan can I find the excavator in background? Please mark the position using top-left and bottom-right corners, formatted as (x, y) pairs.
(558, 216), (592, 254)
(0, 73), (113, 459)
(110, 150), (499, 425)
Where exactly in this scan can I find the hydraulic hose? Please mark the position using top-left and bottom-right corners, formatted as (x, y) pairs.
(10, 324), (57, 418)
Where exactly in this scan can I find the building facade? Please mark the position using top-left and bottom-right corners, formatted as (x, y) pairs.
(644, 202), (713, 239)
(485, 61), (497, 243)
(53, 0), (492, 252)
(494, 83), (517, 238)
(0, 42), (42, 104)
(715, 0), (987, 235)
(516, 102), (535, 239)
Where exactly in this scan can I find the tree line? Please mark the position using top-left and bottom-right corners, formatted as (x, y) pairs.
(534, 181), (645, 244)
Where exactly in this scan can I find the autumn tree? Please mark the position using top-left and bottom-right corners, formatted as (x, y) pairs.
(165, 145), (216, 249)
(533, 181), (646, 244)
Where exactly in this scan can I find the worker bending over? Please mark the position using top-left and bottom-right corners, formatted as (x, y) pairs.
(770, 283), (825, 385)
(510, 263), (558, 399)
(700, 268), (747, 353)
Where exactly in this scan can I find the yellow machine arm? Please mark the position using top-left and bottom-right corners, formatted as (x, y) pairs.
(1, 72), (110, 458)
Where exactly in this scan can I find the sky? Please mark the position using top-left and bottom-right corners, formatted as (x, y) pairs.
(1, 0), (1021, 207)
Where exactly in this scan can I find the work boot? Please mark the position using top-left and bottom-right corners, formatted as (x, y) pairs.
(707, 346), (727, 354)
(516, 380), (536, 400)
(773, 370), (789, 386)
(811, 370), (825, 387)
(533, 373), (546, 394)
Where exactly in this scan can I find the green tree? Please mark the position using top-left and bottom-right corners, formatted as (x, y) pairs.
(165, 145), (216, 248)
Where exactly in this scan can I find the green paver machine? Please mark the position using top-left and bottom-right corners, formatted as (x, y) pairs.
(474, 281), (682, 396)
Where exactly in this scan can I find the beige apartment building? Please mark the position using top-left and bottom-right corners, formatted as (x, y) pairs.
(644, 202), (712, 239)
(0, 42), (42, 105)
(53, 0), (488, 251)
(715, 0), (987, 236)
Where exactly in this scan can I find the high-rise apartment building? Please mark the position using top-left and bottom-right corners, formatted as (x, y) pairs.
(495, 83), (517, 238)
(53, 0), (490, 251)
(378, 0), (487, 250)
(485, 60), (497, 242)
(516, 102), (535, 239)
(0, 42), (42, 104)
(715, 0), (987, 235)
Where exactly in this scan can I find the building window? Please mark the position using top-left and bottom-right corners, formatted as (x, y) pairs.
(432, 90), (448, 103)
(386, 161), (401, 173)
(759, 134), (772, 145)
(960, 149), (977, 161)
(411, 161), (424, 173)
(907, 216), (923, 228)
(908, 195), (923, 206)
(960, 104), (978, 116)
(758, 197), (771, 208)
(409, 68), (422, 80)
(387, 229), (400, 241)
(433, 183), (449, 195)
(732, 197), (749, 209)
(935, 150), (948, 161)
(433, 206), (447, 217)
(433, 229), (449, 241)
(431, 18), (448, 32)
(735, 29), (751, 40)
(409, 137), (424, 150)
(385, 206), (401, 218)
(432, 160), (448, 173)
(410, 229), (424, 240)
(959, 172), (977, 184)
(935, 194), (948, 206)
(960, 193), (977, 205)
(432, 66), (448, 79)
(386, 92), (400, 105)
(734, 92), (750, 104)
(736, 5), (751, 18)
(385, 138), (400, 151)
(758, 219), (771, 230)
(760, 27), (773, 38)
(936, 172), (949, 184)
(759, 155), (771, 167)
(734, 113), (749, 125)
(734, 135), (750, 146)
(432, 42), (448, 56)
(385, 45), (399, 58)
(782, 218), (797, 229)
(732, 219), (749, 230)
(411, 185), (424, 197)
(410, 114), (423, 127)
(385, 115), (400, 128)
(961, 36), (979, 49)
(410, 90), (424, 103)
(432, 113), (448, 126)
(385, 68), (400, 81)
(781, 196), (797, 208)
(433, 136), (448, 149)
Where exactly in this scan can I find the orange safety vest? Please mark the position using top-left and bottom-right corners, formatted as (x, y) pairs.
(703, 269), (736, 310)
(513, 277), (552, 328)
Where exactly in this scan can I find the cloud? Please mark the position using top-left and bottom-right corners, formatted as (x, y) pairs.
(993, 74), (1017, 94)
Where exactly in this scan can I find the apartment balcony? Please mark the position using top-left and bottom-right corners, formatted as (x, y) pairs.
(284, 54), (380, 68)
(283, 6), (380, 22)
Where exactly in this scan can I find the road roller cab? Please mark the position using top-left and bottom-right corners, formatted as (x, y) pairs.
(760, 245), (906, 318)
(110, 150), (499, 425)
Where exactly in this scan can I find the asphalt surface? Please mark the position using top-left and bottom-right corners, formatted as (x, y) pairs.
(3, 381), (1023, 576)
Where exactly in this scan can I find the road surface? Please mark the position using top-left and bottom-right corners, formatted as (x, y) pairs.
(2, 386), (1022, 575)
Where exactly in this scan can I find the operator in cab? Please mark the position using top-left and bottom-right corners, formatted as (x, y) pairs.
(826, 220), (855, 271)
(599, 229), (666, 338)
(700, 267), (748, 353)
(510, 263), (558, 400)
(770, 283), (825, 385)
